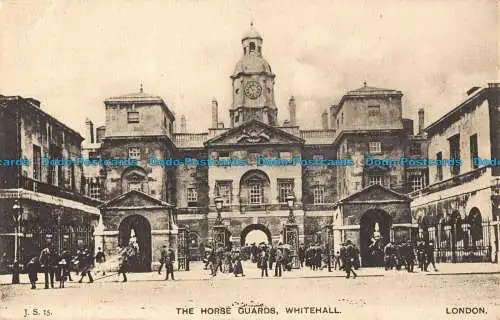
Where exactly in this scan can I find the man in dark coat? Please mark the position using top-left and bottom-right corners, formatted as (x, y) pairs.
(425, 241), (438, 272)
(39, 245), (57, 289)
(25, 256), (39, 289)
(345, 240), (357, 279)
(158, 245), (167, 275)
(259, 249), (269, 277)
(274, 245), (283, 277)
(164, 247), (175, 280)
(298, 244), (305, 268)
(78, 249), (94, 283)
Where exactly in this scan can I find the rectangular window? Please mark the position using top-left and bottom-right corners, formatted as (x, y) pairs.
(279, 152), (292, 161)
(127, 111), (139, 123)
(87, 177), (101, 200)
(216, 181), (232, 206)
(449, 134), (460, 176)
(436, 152), (443, 181)
(369, 141), (382, 154)
(128, 182), (142, 192)
(313, 185), (325, 204)
(249, 183), (263, 204)
(368, 105), (380, 117)
(219, 151), (230, 161)
(368, 175), (383, 186)
(410, 143), (421, 156)
(65, 161), (73, 189)
(312, 155), (324, 161)
(470, 134), (478, 169)
(187, 187), (198, 206)
(88, 151), (100, 161)
(249, 152), (260, 165)
(410, 174), (424, 192)
(128, 147), (141, 160)
(33, 145), (41, 181)
(278, 179), (294, 203)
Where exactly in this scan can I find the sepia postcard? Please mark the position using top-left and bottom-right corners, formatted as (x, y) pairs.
(0, 0), (499, 319)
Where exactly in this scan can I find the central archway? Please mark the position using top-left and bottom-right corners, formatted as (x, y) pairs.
(118, 214), (152, 272)
(359, 209), (392, 267)
(240, 224), (272, 246)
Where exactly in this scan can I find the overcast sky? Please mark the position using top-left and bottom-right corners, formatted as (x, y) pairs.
(0, 0), (498, 135)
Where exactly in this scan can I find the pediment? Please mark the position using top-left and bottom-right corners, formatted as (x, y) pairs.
(100, 190), (171, 209)
(205, 120), (304, 146)
(339, 184), (411, 204)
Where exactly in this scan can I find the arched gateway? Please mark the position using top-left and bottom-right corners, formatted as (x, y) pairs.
(119, 214), (152, 272)
(240, 224), (272, 246)
(359, 209), (392, 267)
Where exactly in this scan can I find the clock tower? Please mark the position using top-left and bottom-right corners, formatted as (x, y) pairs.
(230, 23), (278, 127)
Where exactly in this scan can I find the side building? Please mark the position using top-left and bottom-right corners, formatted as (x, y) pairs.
(410, 83), (500, 264)
(0, 95), (101, 271)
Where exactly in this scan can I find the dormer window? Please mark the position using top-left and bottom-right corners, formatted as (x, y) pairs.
(128, 111), (139, 123)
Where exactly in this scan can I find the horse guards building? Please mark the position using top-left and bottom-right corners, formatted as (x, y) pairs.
(1, 25), (499, 272)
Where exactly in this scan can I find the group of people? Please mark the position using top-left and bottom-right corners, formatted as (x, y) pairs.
(382, 240), (438, 273)
(203, 245), (245, 277)
(24, 245), (100, 289)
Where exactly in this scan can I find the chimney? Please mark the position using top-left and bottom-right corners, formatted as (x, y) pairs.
(212, 98), (218, 128)
(321, 110), (329, 130)
(95, 126), (106, 143)
(180, 115), (187, 133)
(418, 108), (425, 134)
(85, 118), (94, 143)
(288, 96), (296, 126)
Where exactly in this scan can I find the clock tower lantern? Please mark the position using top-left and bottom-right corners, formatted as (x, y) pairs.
(230, 23), (278, 127)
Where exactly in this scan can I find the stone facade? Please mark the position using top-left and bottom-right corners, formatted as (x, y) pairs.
(80, 25), (422, 268)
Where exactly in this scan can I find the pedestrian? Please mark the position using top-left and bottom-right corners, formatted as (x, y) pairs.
(298, 244), (305, 268)
(345, 240), (357, 279)
(58, 258), (68, 288)
(25, 256), (39, 289)
(339, 243), (346, 271)
(233, 255), (245, 277)
(425, 241), (438, 272)
(118, 247), (130, 282)
(274, 244), (283, 277)
(268, 244), (276, 271)
(164, 246), (175, 280)
(39, 245), (56, 289)
(208, 250), (217, 276)
(259, 249), (268, 277)
(78, 249), (94, 283)
(333, 251), (341, 270)
(95, 247), (106, 276)
(158, 245), (167, 275)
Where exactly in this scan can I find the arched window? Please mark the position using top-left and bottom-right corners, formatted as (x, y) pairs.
(239, 170), (270, 205)
(249, 42), (256, 52)
(468, 208), (483, 242)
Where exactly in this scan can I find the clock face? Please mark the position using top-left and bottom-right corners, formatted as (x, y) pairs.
(244, 81), (262, 99)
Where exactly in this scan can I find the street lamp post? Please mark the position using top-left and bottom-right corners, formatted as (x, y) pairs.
(214, 196), (224, 225)
(284, 195), (300, 268)
(212, 196), (227, 249)
(12, 200), (22, 284)
(286, 195), (296, 224)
